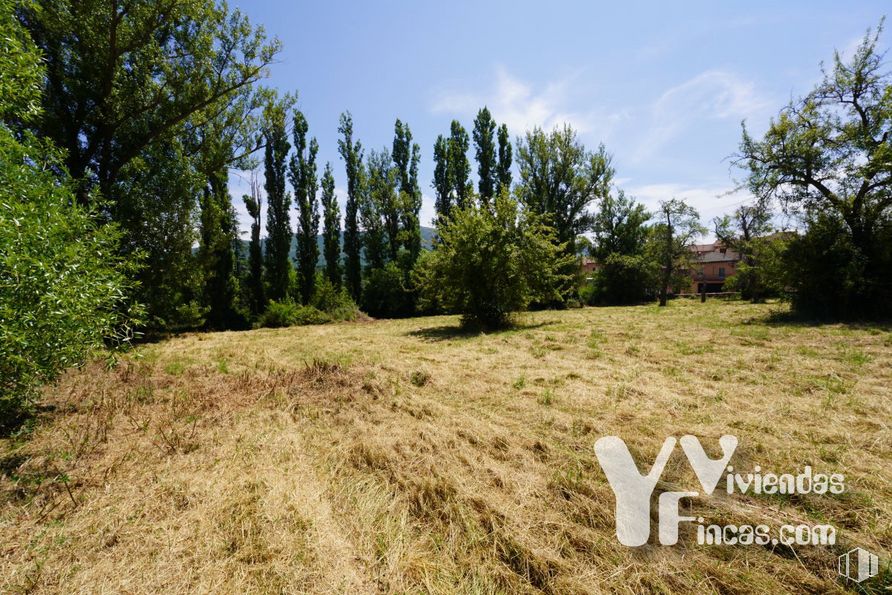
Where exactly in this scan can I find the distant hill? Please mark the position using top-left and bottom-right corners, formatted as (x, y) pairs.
(239, 226), (436, 267)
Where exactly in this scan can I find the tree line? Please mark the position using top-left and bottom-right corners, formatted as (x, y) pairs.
(2, 0), (890, 429)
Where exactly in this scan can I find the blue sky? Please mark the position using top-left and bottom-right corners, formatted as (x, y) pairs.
(228, 0), (888, 239)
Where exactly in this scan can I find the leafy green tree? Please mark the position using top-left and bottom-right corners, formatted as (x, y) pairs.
(289, 110), (320, 305)
(338, 111), (364, 301)
(18, 0), (279, 205)
(363, 149), (393, 270)
(649, 199), (705, 306)
(497, 123), (513, 194)
(448, 120), (472, 209)
(263, 103), (292, 302)
(392, 119), (422, 263)
(433, 134), (451, 222)
(115, 138), (206, 329)
(320, 163), (341, 288)
(591, 190), (651, 260)
(516, 125), (613, 256)
(735, 23), (892, 318)
(713, 204), (775, 302)
(242, 173), (265, 315)
(1, 1), (136, 429)
(417, 192), (572, 328)
(197, 162), (244, 329)
(586, 190), (656, 305)
(473, 107), (497, 204)
(403, 140), (422, 261)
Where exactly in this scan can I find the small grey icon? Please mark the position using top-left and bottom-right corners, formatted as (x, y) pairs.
(838, 547), (879, 583)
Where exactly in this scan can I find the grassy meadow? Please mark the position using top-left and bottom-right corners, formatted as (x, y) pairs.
(1, 300), (890, 593)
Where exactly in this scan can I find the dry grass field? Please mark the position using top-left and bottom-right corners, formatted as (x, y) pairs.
(1, 300), (890, 593)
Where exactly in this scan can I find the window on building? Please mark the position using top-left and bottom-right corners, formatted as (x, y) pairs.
(719, 267), (725, 278)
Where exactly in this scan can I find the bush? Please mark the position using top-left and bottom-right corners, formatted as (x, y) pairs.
(583, 253), (657, 306)
(362, 262), (415, 318)
(311, 274), (359, 321)
(257, 301), (330, 328)
(417, 193), (572, 329)
(0, 130), (137, 430)
(785, 214), (892, 319)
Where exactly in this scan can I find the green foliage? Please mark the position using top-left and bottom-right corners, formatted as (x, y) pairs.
(516, 125), (613, 256)
(320, 163), (342, 288)
(0, 128), (137, 428)
(417, 193), (572, 328)
(648, 198), (705, 306)
(0, 0), (42, 123)
(290, 109), (320, 305)
(362, 263), (415, 318)
(433, 134), (451, 222)
(362, 149), (393, 271)
(392, 120), (422, 263)
(19, 0), (279, 203)
(257, 301), (328, 328)
(338, 111), (364, 302)
(784, 214), (892, 319)
(264, 102), (292, 302)
(713, 205), (779, 302)
(736, 21), (892, 318)
(473, 107), (497, 204)
(311, 275), (358, 322)
(1, 1), (138, 429)
(448, 120), (472, 210)
(496, 123), (513, 196)
(583, 254), (658, 306)
(243, 174), (265, 315)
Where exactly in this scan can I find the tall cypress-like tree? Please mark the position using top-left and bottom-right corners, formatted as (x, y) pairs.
(392, 119), (422, 262)
(404, 142), (422, 260)
(338, 111), (363, 301)
(497, 123), (513, 195)
(448, 120), (472, 209)
(242, 172), (264, 314)
(362, 150), (390, 271)
(198, 164), (241, 329)
(289, 110), (319, 305)
(264, 105), (292, 302)
(433, 135), (451, 222)
(473, 107), (497, 204)
(320, 163), (341, 287)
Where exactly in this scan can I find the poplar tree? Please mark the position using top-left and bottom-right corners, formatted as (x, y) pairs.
(473, 107), (497, 204)
(320, 163), (341, 288)
(362, 150), (390, 271)
(289, 110), (319, 304)
(264, 105), (292, 302)
(448, 120), (472, 209)
(497, 123), (513, 194)
(392, 119), (422, 262)
(338, 112), (363, 301)
(433, 135), (451, 222)
(242, 173), (264, 314)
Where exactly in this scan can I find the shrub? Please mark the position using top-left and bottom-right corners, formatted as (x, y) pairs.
(583, 253), (657, 306)
(257, 301), (330, 328)
(0, 131), (136, 430)
(362, 262), (415, 318)
(311, 274), (358, 321)
(417, 193), (572, 329)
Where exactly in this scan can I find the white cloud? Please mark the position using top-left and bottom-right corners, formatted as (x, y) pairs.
(625, 182), (755, 240)
(430, 67), (626, 139)
(631, 70), (771, 163)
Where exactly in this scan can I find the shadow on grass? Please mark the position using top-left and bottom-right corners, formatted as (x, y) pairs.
(407, 320), (556, 342)
(759, 309), (892, 331)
